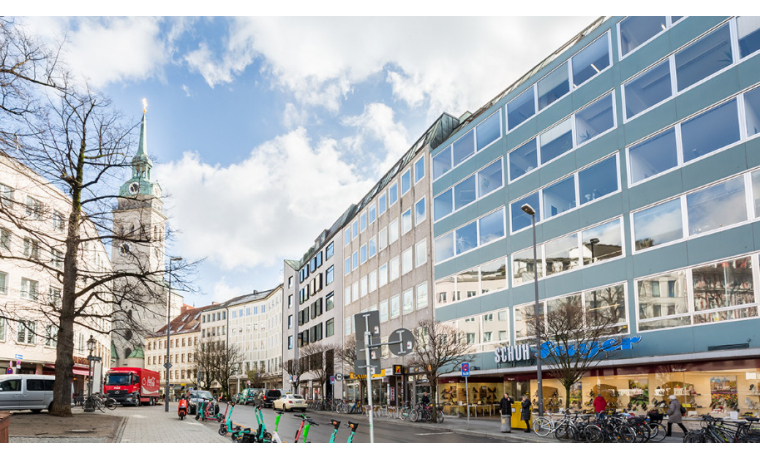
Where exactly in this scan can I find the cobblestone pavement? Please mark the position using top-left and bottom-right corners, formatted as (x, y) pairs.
(118, 402), (228, 443)
(8, 406), (124, 443)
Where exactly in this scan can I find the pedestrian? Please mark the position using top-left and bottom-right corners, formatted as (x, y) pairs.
(421, 392), (430, 406)
(520, 394), (532, 433)
(666, 395), (689, 437)
(499, 393), (514, 417)
(593, 394), (607, 420)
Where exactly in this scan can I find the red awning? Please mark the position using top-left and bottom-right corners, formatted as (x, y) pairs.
(43, 364), (90, 376)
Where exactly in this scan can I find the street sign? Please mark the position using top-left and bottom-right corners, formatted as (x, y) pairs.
(330, 376), (335, 385)
(461, 362), (470, 377)
(14, 354), (22, 360)
(388, 328), (415, 357)
(335, 373), (343, 382)
(354, 311), (381, 372)
(163, 363), (172, 369)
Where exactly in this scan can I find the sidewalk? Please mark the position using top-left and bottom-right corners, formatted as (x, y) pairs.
(118, 403), (228, 443)
(372, 413), (685, 443)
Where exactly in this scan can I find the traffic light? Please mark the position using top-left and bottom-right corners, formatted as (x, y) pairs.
(393, 365), (404, 375)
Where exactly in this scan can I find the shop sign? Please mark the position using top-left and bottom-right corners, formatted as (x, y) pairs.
(493, 344), (532, 363)
(73, 356), (89, 365)
(539, 336), (642, 359)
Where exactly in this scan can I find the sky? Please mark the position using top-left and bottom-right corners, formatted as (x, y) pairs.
(10, 11), (608, 307)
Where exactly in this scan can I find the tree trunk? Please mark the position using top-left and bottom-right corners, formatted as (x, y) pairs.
(431, 378), (438, 423)
(565, 385), (571, 410)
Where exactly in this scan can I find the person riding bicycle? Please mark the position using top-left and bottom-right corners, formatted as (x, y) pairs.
(421, 393), (430, 406)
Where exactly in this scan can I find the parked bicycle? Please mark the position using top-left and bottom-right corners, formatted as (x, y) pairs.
(86, 393), (117, 412)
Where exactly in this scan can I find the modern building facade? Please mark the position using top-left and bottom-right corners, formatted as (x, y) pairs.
(430, 16), (760, 418)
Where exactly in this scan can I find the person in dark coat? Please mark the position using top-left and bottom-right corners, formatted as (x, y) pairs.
(421, 393), (430, 405)
(499, 393), (514, 417)
(666, 395), (689, 437)
(521, 395), (532, 433)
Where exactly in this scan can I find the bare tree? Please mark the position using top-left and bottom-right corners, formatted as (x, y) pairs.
(302, 342), (337, 399)
(335, 334), (357, 372)
(286, 357), (307, 394)
(528, 290), (623, 410)
(194, 339), (242, 399)
(246, 368), (267, 389)
(408, 318), (474, 422)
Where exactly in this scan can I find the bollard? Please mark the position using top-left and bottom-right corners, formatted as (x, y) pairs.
(501, 414), (511, 433)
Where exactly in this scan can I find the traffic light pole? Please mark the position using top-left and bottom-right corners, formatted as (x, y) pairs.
(364, 325), (374, 444)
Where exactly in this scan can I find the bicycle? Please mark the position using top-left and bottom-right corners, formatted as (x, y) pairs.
(86, 393), (116, 412)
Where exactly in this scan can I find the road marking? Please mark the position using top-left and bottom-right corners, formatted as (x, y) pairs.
(415, 432), (452, 436)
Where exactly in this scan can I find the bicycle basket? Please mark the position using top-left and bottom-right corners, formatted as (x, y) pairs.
(648, 411), (663, 422)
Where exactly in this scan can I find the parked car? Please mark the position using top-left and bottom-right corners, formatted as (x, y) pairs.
(255, 389), (282, 408)
(0, 375), (74, 413)
(241, 387), (264, 404)
(273, 393), (307, 412)
(187, 390), (217, 415)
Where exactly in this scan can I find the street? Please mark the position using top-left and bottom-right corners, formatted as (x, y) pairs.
(223, 403), (509, 443)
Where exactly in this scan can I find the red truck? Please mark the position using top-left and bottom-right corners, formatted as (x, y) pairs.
(104, 367), (160, 406)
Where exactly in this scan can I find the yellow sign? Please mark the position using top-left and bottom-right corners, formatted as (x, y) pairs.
(350, 370), (386, 380)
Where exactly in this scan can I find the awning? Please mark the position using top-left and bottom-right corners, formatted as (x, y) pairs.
(43, 364), (91, 376)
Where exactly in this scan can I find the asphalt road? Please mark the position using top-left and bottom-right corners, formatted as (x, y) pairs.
(221, 403), (508, 443)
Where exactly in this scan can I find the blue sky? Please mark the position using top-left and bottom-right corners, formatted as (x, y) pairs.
(13, 14), (601, 307)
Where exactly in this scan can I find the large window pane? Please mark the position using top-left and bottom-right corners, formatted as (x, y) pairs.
(619, 16), (666, 56)
(511, 192), (540, 232)
(539, 118), (573, 164)
(693, 306), (758, 325)
(456, 269), (479, 300)
(537, 62), (569, 110)
(433, 147), (452, 180)
(514, 302), (544, 339)
(454, 175), (477, 210)
(479, 208), (505, 245)
(402, 208), (412, 234)
(738, 16), (760, 58)
(575, 94), (614, 145)
(624, 61), (672, 119)
(455, 221), (478, 255)
(628, 128), (678, 183)
(686, 176), (747, 236)
(435, 233), (455, 263)
(693, 257), (754, 311)
(586, 284), (627, 330)
(508, 87), (535, 129)
(509, 139), (538, 181)
(435, 276), (455, 306)
(401, 170), (411, 195)
(633, 199), (683, 250)
(512, 247), (543, 287)
(478, 160), (503, 197)
(578, 156), (617, 204)
(452, 130), (475, 167)
(637, 270), (689, 324)
(681, 99), (740, 163)
(675, 24), (732, 92)
(582, 219), (623, 264)
(480, 258), (507, 294)
(403, 289), (414, 314)
(545, 233), (579, 276)
(414, 156), (425, 183)
(476, 110), (501, 150)
(434, 189), (453, 221)
(415, 198), (426, 226)
(572, 33), (610, 87)
(744, 86), (760, 137)
(543, 176), (576, 218)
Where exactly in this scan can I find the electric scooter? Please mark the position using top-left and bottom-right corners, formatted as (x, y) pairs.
(218, 402), (237, 436)
(237, 405), (281, 443)
(329, 420), (341, 443)
(346, 420), (359, 443)
(178, 396), (188, 420)
(293, 413), (319, 443)
(196, 398), (222, 422)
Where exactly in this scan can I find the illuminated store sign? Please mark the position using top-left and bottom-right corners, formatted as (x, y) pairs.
(493, 336), (642, 363)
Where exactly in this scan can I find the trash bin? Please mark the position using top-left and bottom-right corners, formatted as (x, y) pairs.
(0, 411), (10, 443)
(501, 413), (511, 433)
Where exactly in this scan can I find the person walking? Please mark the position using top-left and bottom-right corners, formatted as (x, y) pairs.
(520, 394), (532, 433)
(593, 394), (607, 420)
(666, 395), (689, 437)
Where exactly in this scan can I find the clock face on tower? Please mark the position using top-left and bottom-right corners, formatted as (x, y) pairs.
(119, 243), (131, 255)
(129, 182), (140, 195)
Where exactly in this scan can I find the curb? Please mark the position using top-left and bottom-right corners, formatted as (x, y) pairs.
(370, 414), (550, 443)
(113, 416), (128, 443)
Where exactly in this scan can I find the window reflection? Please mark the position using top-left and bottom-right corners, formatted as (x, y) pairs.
(538, 62), (570, 110)
(753, 171), (760, 217)
(509, 139), (538, 181)
(455, 221), (478, 255)
(434, 189), (453, 221)
(454, 175), (477, 210)
(435, 233), (455, 262)
(478, 160), (503, 197)
(453, 130), (475, 167)
(508, 88), (536, 130)
(628, 128), (678, 183)
(479, 209), (505, 245)
(572, 34), (610, 88)
(512, 247), (543, 287)
(582, 219), (623, 264)
(456, 269), (479, 300)
(634, 199), (683, 250)
(511, 192), (540, 232)
(619, 16), (667, 56)
(575, 94), (614, 145)
(480, 259), (507, 294)
(476, 110), (501, 150)
(543, 176), (576, 218)
(686, 176), (747, 236)
(681, 99), (740, 163)
(545, 233), (579, 276)
(624, 61), (672, 119)
(578, 156), (618, 204)
(540, 118), (573, 164)
(743, 86), (760, 137)
(675, 24), (732, 92)
(435, 276), (456, 307)
(433, 147), (452, 180)
(585, 284), (627, 331)
(738, 16), (760, 58)
(638, 270), (689, 322)
(692, 257), (754, 311)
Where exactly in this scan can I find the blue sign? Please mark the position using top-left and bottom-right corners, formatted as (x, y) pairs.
(14, 354), (22, 360)
(461, 363), (470, 377)
(539, 336), (642, 359)
(330, 376), (335, 385)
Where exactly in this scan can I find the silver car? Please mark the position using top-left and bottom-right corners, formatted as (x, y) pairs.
(0, 375), (73, 412)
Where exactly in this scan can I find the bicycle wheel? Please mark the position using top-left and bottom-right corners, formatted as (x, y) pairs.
(616, 425), (636, 443)
(555, 423), (576, 442)
(635, 423), (651, 443)
(532, 417), (552, 437)
(410, 409), (419, 422)
(584, 425), (604, 443)
(105, 399), (117, 410)
(683, 430), (704, 443)
(647, 422), (667, 442)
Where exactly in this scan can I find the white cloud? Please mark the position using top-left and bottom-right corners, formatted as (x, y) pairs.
(182, 17), (597, 117)
(18, 17), (176, 88)
(181, 84), (192, 97)
(154, 128), (375, 271)
(212, 277), (244, 305)
(342, 103), (410, 176)
(282, 102), (309, 129)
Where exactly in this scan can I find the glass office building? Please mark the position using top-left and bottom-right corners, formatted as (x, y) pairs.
(430, 16), (760, 419)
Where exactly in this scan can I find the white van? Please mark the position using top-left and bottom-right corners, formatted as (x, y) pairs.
(0, 374), (74, 412)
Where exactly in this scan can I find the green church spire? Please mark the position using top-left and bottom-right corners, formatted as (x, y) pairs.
(119, 102), (161, 198)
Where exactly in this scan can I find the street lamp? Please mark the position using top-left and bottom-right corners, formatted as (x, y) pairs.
(165, 256), (183, 412)
(521, 203), (543, 417)
(84, 335), (96, 412)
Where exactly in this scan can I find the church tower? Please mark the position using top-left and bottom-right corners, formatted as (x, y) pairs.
(110, 106), (178, 368)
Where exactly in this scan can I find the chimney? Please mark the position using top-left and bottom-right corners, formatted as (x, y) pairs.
(253, 290), (258, 295)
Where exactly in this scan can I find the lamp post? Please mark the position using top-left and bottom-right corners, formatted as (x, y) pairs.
(165, 256), (183, 412)
(84, 335), (96, 412)
(521, 203), (543, 417)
